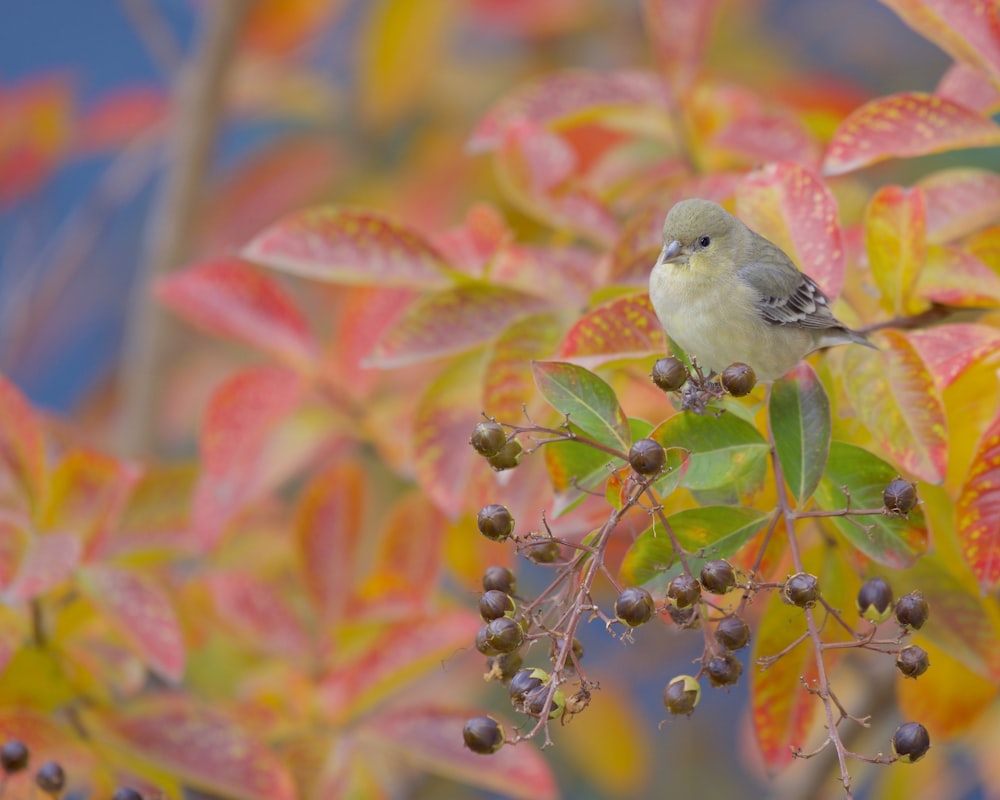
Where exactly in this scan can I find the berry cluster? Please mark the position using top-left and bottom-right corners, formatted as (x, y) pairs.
(0, 738), (145, 799)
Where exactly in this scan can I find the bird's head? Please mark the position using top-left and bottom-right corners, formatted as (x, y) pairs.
(656, 198), (743, 269)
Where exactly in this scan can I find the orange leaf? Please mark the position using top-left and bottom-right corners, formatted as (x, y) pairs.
(192, 367), (304, 549)
(823, 92), (1000, 175)
(841, 330), (948, 483)
(865, 185), (928, 316)
(557, 292), (665, 368)
(956, 407), (1000, 589)
(243, 206), (455, 288)
(907, 322), (1000, 390)
(157, 257), (319, 371)
(4, 532), (80, 602)
(243, 0), (346, 54)
(94, 695), (295, 800)
(918, 167), (1000, 243)
(919, 245), (1000, 307)
(936, 61), (1000, 114)
(294, 462), (367, 623)
(878, 0), (1000, 85)
(0, 373), (46, 514)
(737, 163), (846, 299)
(78, 564), (185, 683)
(483, 313), (562, 422)
(643, 0), (721, 93)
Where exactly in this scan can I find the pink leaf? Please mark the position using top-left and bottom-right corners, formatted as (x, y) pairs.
(919, 245), (1000, 307)
(918, 167), (1000, 243)
(823, 92), (1000, 175)
(157, 257), (319, 371)
(78, 564), (185, 682)
(737, 163), (846, 299)
(643, 0), (721, 93)
(936, 61), (1000, 114)
(0, 373), (46, 513)
(4, 533), (80, 602)
(908, 322), (1000, 390)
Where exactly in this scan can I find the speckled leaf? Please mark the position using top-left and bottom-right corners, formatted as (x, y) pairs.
(642, 0), (720, 92)
(360, 707), (557, 800)
(815, 441), (928, 566)
(956, 408), (1000, 590)
(936, 61), (1000, 114)
(823, 92), (1000, 175)
(620, 506), (768, 587)
(96, 696), (295, 800)
(156, 257), (319, 371)
(907, 322), (1000, 390)
(0, 373), (46, 513)
(78, 564), (184, 682)
(531, 361), (630, 453)
(483, 313), (562, 422)
(4, 532), (81, 602)
(842, 330), (947, 483)
(737, 163), (846, 299)
(712, 111), (820, 170)
(919, 245), (1000, 307)
(490, 244), (597, 304)
(865, 185), (928, 316)
(918, 167), (1000, 243)
(878, 0), (1000, 84)
(318, 611), (481, 723)
(769, 363), (831, 505)
(557, 293), (666, 368)
(366, 284), (549, 368)
(243, 206), (454, 288)
(469, 69), (672, 152)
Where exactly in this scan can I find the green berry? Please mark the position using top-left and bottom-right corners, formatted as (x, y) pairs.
(470, 421), (508, 457)
(487, 439), (523, 471)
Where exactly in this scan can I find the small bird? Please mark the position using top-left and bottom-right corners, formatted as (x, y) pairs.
(649, 198), (875, 382)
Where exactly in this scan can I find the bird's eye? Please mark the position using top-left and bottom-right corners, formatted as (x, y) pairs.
(698, 235), (711, 248)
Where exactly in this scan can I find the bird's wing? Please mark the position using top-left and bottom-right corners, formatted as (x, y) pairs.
(737, 256), (843, 330)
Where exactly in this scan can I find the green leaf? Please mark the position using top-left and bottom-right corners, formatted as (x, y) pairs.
(650, 411), (769, 502)
(531, 361), (630, 453)
(769, 363), (831, 505)
(620, 506), (769, 587)
(814, 442), (928, 567)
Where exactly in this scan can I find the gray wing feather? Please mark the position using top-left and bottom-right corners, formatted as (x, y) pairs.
(736, 255), (842, 330)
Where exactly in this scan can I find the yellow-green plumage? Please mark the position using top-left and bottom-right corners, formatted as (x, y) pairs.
(649, 198), (874, 382)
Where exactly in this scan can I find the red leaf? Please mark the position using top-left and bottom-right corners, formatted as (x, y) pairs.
(712, 111), (820, 169)
(205, 571), (311, 657)
(557, 292), (666, 368)
(736, 164), (846, 299)
(936, 61), (1000, 115)
(0, 373), (46, 513)
(878, 0), (1000, 85)
(360, 707), (558, 800)
(432, 203), (510, 279)
(918, 167), (1000, 243)
(78, 564), (185, 682)
(643, 0), (721, 93)
(469, 69), (671, 153)
(157, 257), (319, 371)
(97, 695), (295, 800)
(4, 533), (80, 602)
(192, 367), (304, 549)
(76, 86), (168, 151)
(907, 322), (1000, 389)
(365, 284), (550, 368)
(823, 92), (1000, 175)
(865, 185), (928, 316)
(295, 462), (367, 622)
(956, 408), (1000, 590)
(243, 206), (455, 288)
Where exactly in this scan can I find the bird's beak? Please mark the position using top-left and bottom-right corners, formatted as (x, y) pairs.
(657, 239), (684, 266)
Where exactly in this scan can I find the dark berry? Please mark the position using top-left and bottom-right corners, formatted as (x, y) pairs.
(896, 645), (930, 679)
(35, 761), (65, 794)
(509, 668), (547, 706)
(486, 651), (523, 682)
(883, 478), (917, 515)
(112, 790), (144, 800)
(479, 590), (515, 621)
(628, 438), (666, 476)
(892, 722), (930, 763)
(666, 603), (699, 628)
(783, 573), (820, 608)
(700, 559), (736, 595)
(463, 716), (505, 754)
(857, 576), (894, 623)
(667, 574), (701, 608)
(485, 617), (524, 654)
(720, 362), (756, 397)
(705, 651), (743, 687)
(714, 616), (750, 651)
(475, 624), (498, 656)
(615, 587), (655, 627)
(477, 504), (514, 542)
(487, 439), (523, 471)
(524, 538), (561, 564)
(895, 592), (929, 630)
(0, 739), (29, 773)
(651, 356), (689, 392)
(482, 565), (516, 595)
(524, 685), (565, 719)
(470, 421), (507, 457)
(663, 674), (701, 715)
